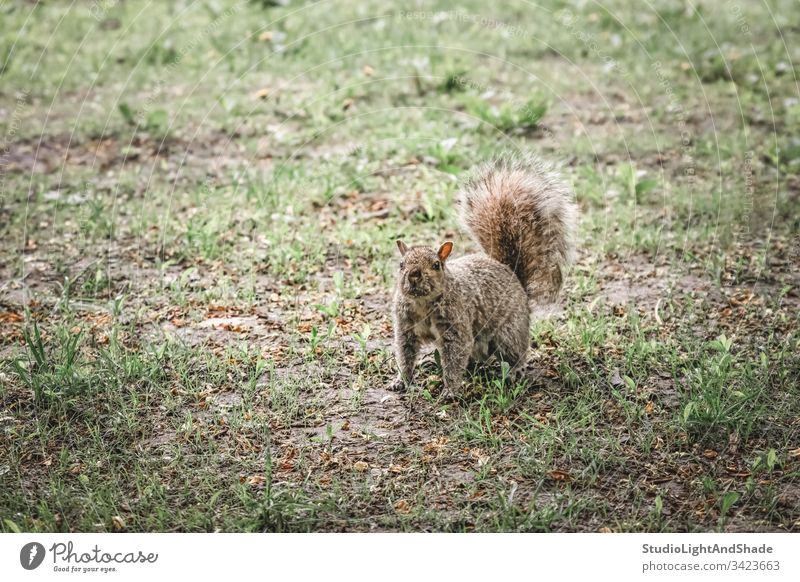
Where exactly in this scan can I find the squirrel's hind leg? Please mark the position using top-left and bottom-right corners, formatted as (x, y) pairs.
(491, 324), (530, 383)
(441, 329), (473, 399)
(506, 349), (530, 383)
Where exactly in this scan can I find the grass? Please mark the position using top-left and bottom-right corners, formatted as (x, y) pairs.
(1, 0), (798, 532)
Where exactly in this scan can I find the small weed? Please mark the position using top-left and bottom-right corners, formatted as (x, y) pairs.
(11, 321), (84, 404)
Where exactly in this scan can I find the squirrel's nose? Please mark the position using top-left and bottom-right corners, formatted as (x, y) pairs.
(408, 269), (421, 282)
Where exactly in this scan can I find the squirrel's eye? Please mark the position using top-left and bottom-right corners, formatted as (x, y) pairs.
(432, 261), (440, 270)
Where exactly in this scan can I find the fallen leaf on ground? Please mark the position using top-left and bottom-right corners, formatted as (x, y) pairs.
(547, 469), (571, 482)
(394, 499), (410, 513)
(245, 474), (266, 487)
(423, 436), (449, 454)
(219, 323), (246, 332)
(86, 313), (112, 327)
(278, 448), (296, 472)
(0, 311), (23, 323)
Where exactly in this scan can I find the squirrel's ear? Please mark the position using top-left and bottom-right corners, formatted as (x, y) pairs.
(396, 239), (409, 256)
(438, 241), (454, 262)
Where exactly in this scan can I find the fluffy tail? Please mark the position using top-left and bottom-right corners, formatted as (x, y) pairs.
(458, 153), (578, 304)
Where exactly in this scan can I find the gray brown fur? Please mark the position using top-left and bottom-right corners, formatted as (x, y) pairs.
(459, 153), (577, 304)
(391, 153), (578, 398)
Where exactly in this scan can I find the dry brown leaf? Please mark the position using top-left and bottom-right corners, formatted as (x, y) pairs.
(423, 436), (449, 455)
(86, 313), (112, 327)
(703, 449), (718, 459)
(278, 448), (296, 473)
(219, 323), (246, 333)
(394, 499), (410, 514)
(111, 516), (126, 531)
(246, 474), (266, 487)
(0, 311), (23, 323)
(468, 448), (490, 467)
(547, 469), (571, 482)
(253, 88), (270, 100)
(353, 461), (369, 472)
(207, 304), (243, 316)
(730, 290), (756, 306)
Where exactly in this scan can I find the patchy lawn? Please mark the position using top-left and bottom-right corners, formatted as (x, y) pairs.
(1, 0), (798, 532)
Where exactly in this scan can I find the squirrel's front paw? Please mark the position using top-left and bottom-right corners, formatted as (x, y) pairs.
(388, 376), (408, 393)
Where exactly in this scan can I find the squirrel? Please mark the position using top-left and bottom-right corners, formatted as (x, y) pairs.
(390, 152), (578, 398)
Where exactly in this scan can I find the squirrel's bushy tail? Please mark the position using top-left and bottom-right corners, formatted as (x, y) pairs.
(458, 153), (578, 303)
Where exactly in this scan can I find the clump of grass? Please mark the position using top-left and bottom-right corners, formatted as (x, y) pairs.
(424, 140), (465, 174)
(461, 94), (549, 132)
(678, 334), (770, 444)
(438, 69), (469, 93)
(457, 362), (527, 448)
(618, 162), (659, 203)
(235, 450), (346, 532)
(11, 321), (85, 404)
